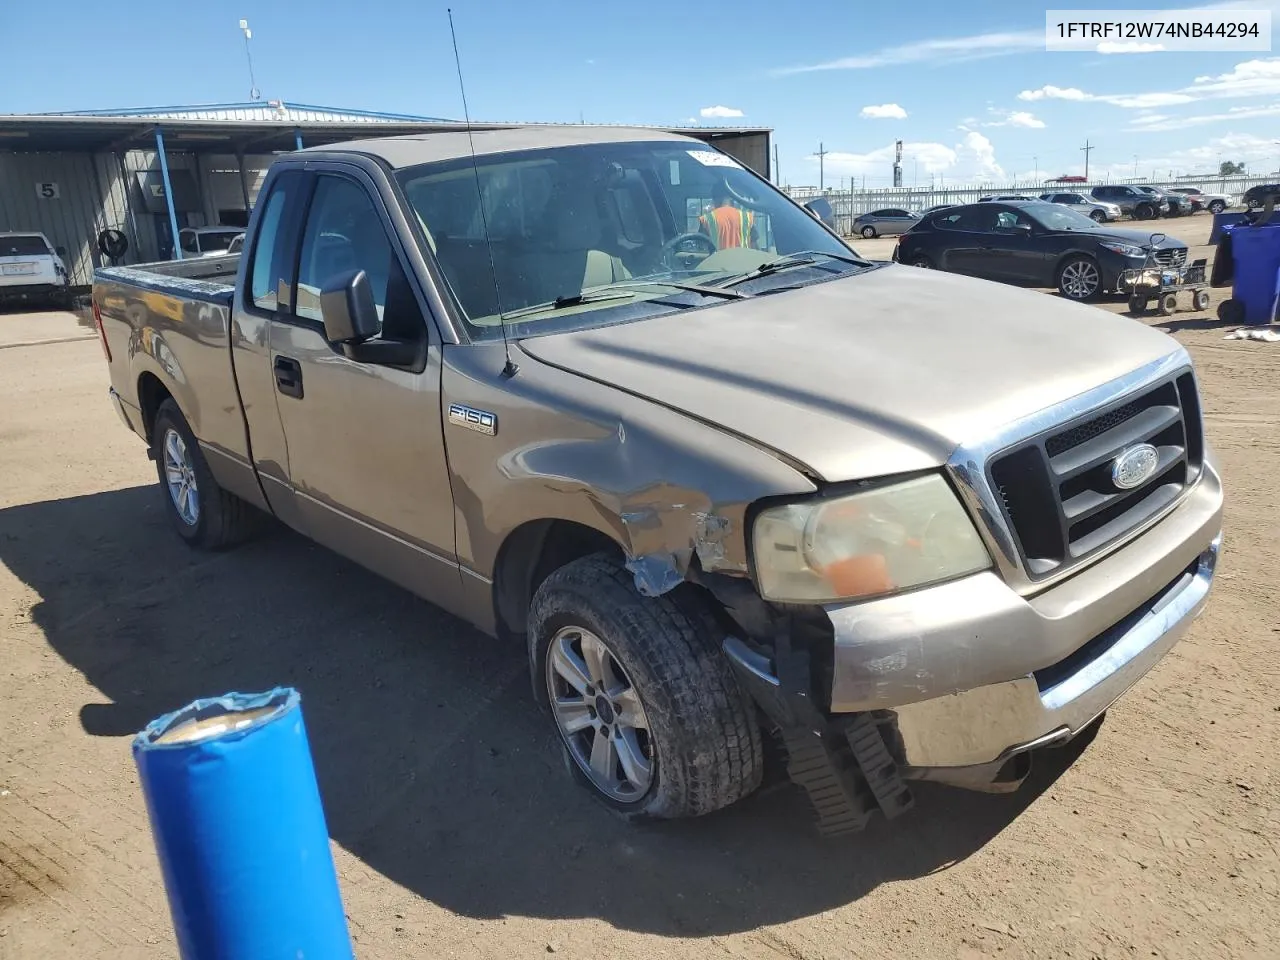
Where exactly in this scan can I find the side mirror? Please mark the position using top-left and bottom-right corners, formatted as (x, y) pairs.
(319, 269), (379, 344)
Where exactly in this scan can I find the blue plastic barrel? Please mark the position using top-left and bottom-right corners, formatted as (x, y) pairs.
(1209, 211), (1250, 245)
(1227, 222), (1280, 324)
(133, 689), (353, 960)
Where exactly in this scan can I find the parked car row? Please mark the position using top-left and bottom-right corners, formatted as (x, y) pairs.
(892, 199), (1188, 302)
(855, 183), (1240, 237)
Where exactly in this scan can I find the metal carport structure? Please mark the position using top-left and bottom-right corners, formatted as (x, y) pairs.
(0, 106), (772, 286)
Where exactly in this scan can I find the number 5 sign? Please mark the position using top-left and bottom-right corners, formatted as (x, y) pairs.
(35, 182), (60, 199)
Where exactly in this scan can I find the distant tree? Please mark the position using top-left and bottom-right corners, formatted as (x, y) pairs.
(1219, 160), (1246, 176)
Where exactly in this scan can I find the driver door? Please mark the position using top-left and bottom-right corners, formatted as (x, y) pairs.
(979, 206), (1044, 282)
(266, 165), (465, 615)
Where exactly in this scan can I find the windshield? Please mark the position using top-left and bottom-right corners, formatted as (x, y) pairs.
(1024, 203), (1105, 231)
(0, 235), (49, 257)
(396, 140), (860, 337)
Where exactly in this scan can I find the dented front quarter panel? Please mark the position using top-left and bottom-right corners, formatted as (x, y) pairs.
(441, 341), (817, 604)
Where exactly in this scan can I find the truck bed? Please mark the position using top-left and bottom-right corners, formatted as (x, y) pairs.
(95, 254), (240, 306)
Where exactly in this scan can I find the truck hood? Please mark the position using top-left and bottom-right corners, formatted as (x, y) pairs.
(518, 265), (1182, 481)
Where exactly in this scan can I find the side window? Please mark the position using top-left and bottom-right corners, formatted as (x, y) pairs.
(248, 181), (292, 311)
(179, 230), (199, 254)
(934, 209), (984, 231)
(993, 209), (1030, 231)
(295, 176), (393, 325)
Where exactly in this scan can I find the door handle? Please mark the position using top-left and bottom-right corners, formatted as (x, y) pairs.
(274, 356), (304, 399)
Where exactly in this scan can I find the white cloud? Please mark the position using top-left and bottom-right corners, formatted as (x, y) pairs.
(1097, 41), (1165, 54)
(1090, 132), (1280, 179)
(1017, 56), (1280, 110)
(813, 131), (1005, 184)
(699, 105), (744, 118)
(1128, 101), (1280, 130)
(983, 109), (1046, 128)
(774, 30), (1041, 74)
(859, 103), (908, 119)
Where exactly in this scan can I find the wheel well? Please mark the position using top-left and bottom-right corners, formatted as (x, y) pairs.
(492, 519), (621, 637)
(137, 373), (173, 445)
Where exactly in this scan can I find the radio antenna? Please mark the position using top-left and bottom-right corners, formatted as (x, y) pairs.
(448, 8), (517, 378)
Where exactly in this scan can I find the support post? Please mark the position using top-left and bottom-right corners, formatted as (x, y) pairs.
(236, 152), (253, 215)
(154, 127), (183, 260)
(295, 129), (304, 152)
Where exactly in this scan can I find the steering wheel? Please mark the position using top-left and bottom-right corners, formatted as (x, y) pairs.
(662, 232), (717, 270)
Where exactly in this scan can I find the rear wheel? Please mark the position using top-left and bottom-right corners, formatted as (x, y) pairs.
(910, 255), (933, 269)
(1128, 295), (1149, 315)
(1193, 289), (1211, 312)
(152, 399), (259, 549)
(1134, 203), (1154, 221)
(529, 553), (763, 821)
(1058, 255), (1101, 301)
(860, 225), (877, 239)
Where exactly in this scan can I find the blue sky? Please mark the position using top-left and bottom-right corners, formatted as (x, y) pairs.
(4, 0), (1279, 187)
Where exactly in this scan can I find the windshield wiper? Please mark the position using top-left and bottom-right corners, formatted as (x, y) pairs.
(714, 249), (872, 288)
(499, 279), (746, 322)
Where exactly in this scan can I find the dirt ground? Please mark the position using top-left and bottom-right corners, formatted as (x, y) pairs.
(1, 214), (1277, 960)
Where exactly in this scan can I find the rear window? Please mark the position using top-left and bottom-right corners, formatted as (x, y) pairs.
(0, 235), (49, 257)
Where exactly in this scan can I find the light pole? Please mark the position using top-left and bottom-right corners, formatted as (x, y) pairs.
(239, 19), (261, 101)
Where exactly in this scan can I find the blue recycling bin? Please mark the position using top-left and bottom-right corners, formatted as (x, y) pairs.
(133, 688), (353, 960)
(1226, 221), (1280, 324)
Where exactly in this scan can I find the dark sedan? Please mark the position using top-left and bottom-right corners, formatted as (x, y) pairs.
(893, 201), (1188, 301)
(1242, 183), (1280, 208)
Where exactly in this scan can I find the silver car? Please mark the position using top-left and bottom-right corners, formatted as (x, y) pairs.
(852, 207), (920, 238)
(1039, 191), (1121, 223)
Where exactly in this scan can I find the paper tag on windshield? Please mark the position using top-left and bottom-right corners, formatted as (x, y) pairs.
(687, 150), (740, 168)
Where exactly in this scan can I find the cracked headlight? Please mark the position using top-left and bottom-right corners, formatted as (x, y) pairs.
(751, 474), (991, 603)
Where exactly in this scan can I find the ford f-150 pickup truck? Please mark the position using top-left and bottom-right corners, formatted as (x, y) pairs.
(92, 127), (1223, 834)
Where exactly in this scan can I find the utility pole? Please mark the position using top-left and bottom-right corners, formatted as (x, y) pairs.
(1033, 155), (1038, 182)
(816, 142), (829, 191)
(774, 142), (780, 186)
(1080, 139), (1094, 181)
(1133, 155), (1138, 178)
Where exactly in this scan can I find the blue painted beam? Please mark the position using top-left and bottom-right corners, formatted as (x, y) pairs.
(154, 127), (183, 261)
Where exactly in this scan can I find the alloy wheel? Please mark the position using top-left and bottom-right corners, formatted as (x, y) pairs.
(162, 428), (200, 526)
(1061, 260), (1100, 300)
(546, 625), (653, 802)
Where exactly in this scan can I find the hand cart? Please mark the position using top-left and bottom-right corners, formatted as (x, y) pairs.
(1123, 258), (1210, 316)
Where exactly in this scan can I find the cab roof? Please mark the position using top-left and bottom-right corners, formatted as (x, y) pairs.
(304, 125), (702, 169)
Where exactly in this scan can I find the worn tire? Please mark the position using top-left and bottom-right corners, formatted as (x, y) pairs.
(152, 399), (259, 550)
(528, 552), (763, 821)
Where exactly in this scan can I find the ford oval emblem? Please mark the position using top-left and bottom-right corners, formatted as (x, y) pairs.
(1111, 443), (1159, 491)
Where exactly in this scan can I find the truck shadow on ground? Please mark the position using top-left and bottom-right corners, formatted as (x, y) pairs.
(0, 485), (1097, 936)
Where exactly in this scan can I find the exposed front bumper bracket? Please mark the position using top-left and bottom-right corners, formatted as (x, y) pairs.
(724, 631), (913, 835)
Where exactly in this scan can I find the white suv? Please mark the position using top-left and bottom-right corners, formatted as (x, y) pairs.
(0, 232), (72, 309)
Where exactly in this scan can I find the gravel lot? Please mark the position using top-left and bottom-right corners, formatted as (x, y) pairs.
(1, 214), (1276, 959)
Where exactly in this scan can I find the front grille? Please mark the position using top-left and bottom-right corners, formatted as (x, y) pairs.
(1152, 248), (1187, 269)
(987, 372), (1202, 578)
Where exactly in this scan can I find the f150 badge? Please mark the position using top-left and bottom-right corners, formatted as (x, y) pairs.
(448, 403), (497, 436)
(1111, 443), (1158, 490)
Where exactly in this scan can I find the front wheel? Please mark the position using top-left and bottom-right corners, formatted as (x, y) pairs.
(1208, 200), (1226, 215)
(1058, 255), (1101, 301)
(860, 225), (877, 239)
(1090, 209), (1107, 223)
(529, 553), (763, 821)
(1158, 292), (1179, 316)
(910, 255), (933, 269)
(1193, 289), (1211, 312)
(1128, 295), (1149, 315)
(1134, 203), (1154, 221)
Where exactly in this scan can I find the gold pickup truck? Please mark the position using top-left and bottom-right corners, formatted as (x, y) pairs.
(92, 127), (1222, 834)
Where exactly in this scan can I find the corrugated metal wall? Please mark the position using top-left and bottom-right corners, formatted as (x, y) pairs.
(0, 149), (277, 284)
(712, 133), (769, 179)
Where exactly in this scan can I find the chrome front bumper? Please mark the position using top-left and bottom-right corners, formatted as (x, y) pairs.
(823, 463), (1223, 770)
